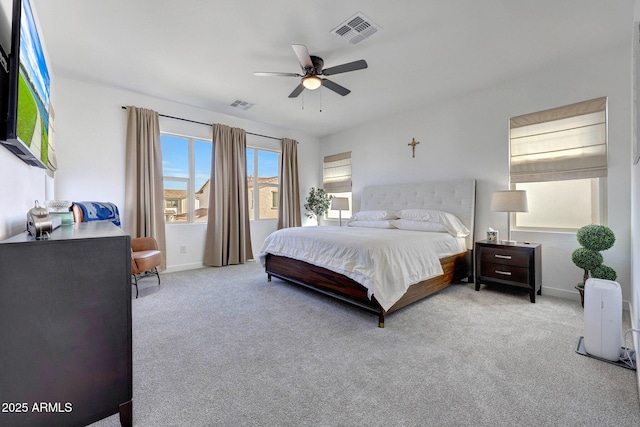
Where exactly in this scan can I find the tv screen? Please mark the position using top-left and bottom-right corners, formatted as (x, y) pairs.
(0, 40), (8, 139)
(1, 0), (52, 169)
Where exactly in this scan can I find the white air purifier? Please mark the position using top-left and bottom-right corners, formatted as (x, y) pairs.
(583, 278), (622, 362)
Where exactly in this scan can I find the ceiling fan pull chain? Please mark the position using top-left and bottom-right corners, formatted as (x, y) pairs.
(319, 90), (322, 113)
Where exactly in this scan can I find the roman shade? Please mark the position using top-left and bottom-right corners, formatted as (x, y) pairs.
(509, 97), (607, 183)
(323, 151), (352, 193)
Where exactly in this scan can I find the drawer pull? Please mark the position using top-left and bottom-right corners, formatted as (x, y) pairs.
(495, 270), (512, 276)
(494, 254), (512, 260)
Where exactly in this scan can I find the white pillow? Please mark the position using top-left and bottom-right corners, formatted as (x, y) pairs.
(347, 220), (395, 229)
(349, 210), (397, 221)
(395, 209), (470, 237)
(390, 219), (448, 233)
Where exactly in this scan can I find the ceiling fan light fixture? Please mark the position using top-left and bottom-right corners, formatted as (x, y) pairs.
(302, 75), (322, 90)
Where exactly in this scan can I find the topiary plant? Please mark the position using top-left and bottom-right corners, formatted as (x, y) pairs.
(304, 187), (332, 224)
(571, 224), (616, 289)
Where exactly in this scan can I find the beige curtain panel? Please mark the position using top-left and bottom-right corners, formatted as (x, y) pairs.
(510, 97), (607, 183)
(124, 106), (167, 270)
(204, 124), (253, 267)
(323, 151), (352, 193)
(277, 138), (301, 229)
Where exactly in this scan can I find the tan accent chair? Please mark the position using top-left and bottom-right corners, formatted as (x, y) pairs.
(131, 237), (162, 298)
(72, 203), (161, 297)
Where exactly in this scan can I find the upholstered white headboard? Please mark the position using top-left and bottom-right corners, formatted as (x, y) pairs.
(360, 179), (476, 247)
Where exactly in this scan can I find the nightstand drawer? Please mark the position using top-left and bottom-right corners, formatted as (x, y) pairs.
(475, 240), (541, 302)
(480, 247), (529, 267)
(481, 262), (529, 285)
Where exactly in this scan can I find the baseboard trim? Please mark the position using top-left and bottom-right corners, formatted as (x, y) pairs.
(520, 285), (631, 312)
(539, 286), (581, 301)
(163, 262), (205, 274)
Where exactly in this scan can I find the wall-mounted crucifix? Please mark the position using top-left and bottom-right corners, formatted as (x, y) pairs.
(408, 138), (420, 158)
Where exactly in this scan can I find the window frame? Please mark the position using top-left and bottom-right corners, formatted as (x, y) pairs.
(161, 132), (212, 224)
(323, 151), (353, 220)
(511, 177), (607, 233)
(246, 146), (281, 221)
(509, 97), (608, 233)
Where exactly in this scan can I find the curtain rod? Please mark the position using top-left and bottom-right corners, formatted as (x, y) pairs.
(120, 106), (281, 141)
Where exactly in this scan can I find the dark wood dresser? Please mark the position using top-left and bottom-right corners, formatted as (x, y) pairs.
(0, 222), (132, 426)
(475, 240), (542, 303)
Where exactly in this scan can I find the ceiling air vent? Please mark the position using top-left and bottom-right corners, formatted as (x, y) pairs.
(230, 99), (254, 110)
(331, 13), (381, 45)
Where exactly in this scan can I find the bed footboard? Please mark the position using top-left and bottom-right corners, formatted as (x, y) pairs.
(264, 250), (472, 327)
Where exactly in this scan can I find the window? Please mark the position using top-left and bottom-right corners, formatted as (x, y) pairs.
(247, 148), (280, 220)
(161, 134), (212, 223)
(323, 151), (352, 219)
(509, 97), (607, 231)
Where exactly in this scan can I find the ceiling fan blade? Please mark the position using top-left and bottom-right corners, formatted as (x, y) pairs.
(254, 72), (301, 77)
(322, 59), (368, 76)
(291, 44), (313, 70)
(321, 79), (351, 96)
(288, 84), (305, 98)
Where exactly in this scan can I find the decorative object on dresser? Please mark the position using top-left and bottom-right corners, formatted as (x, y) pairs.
(331, 197), (349, 226)
(304, 187), (333, 225)
(571, 224), (617, 307)
(260, 179), (476, 327)
(475, 240), (542, 303)
(72, 201), (121, 226)
(26, 200), (54, 239)
(490, 190), (528, 244)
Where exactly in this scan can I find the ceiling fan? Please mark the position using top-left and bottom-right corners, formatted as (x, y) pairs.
(254, 44), (368, 98)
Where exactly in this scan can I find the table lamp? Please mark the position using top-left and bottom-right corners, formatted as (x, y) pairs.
(331, 197), (349, 226)
(491, 190), (528, 244)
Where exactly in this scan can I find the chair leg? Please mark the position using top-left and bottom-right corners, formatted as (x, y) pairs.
(132, 269), (160, 298)
(132, 274), (139, 298)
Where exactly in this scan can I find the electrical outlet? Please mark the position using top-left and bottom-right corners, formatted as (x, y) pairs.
(179, 245), (187, 254)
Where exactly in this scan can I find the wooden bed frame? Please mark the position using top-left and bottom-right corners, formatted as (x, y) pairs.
(265, 251), (472, 327)
(263, 179), (476, 327)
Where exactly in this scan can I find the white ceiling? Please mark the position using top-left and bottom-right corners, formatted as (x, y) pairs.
(31, 0), (634, 137)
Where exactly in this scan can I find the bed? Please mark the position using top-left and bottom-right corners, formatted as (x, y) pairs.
(258, 179), (476, 327)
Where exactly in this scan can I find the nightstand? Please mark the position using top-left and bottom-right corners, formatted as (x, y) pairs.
(475, 240), (542, 303)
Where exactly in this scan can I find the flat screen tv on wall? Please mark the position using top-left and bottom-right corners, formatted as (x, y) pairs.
(0, 0), (53, 169)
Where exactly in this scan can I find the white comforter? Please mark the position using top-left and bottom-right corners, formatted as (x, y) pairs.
(258, 226), (466, 311)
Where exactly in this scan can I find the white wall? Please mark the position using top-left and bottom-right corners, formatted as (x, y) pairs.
(321, 43), (632, 303)
(52, 76), (320, 272)
(0, 149), (50, 240)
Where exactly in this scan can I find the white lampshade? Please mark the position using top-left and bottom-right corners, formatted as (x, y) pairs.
(302, 75), (322, 90)
(331, 197), (349, 211)
(491, 190), (528, 244)
(491, 190), (528, 213)
(331, 197), (349, 226)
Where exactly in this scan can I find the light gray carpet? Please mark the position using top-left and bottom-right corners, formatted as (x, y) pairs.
(92, 261), (640, 426)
